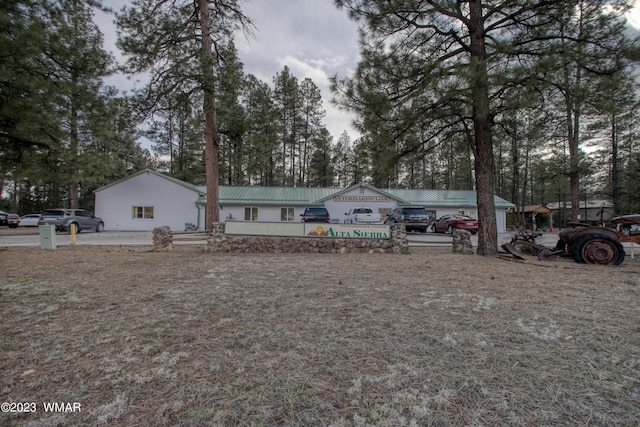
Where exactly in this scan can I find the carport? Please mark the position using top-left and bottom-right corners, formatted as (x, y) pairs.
(515, 205), (553, 231)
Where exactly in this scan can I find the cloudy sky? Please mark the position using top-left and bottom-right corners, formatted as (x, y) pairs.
(98, 0), (362, 146)
(98, 1), (640, 150)
(235, 0), (361, 141)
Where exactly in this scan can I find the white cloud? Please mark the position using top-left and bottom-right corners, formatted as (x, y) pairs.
(99, 0), (362, 144)
(276, 55), (328, 85)
(236, 0), (361, 142)
(628, 0), (640, 29)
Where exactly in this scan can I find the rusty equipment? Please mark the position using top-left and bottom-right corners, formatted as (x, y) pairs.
(502, 228), (563, 262)
(502, 206), (640, 266)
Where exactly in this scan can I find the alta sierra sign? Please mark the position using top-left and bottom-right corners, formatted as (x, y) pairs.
(304, 224), (390, 239)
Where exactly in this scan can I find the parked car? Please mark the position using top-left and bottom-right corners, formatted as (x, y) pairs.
(19, 214), (41, 227)
(300, 207), (331, 223)
(38, 209), (105, 233)
(386, 207), (431, 232)
(431, 214), (478, 234)
(344, 207), (384, 224)
(0, 210), (20, 228)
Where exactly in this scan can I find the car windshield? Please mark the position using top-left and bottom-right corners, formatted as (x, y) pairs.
(454, 215), (474, 220)
(41, 210), (65, 217)
(305, 208), (327, 214)
(403, 208), (426, 215)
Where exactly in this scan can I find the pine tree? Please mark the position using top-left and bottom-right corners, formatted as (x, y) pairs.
(116, 0), (252, 229)
(333, 0), (637, 255)
(273, 66), (300, 186)
(41, 0), (113, 208)
(242, 75), (278, 185)
(217, 42), (248, 186)
(1, 0), (135, 212)
(308, 128), (334, 187)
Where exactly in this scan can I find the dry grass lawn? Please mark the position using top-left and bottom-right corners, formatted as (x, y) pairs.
(1, 245), (639, 426)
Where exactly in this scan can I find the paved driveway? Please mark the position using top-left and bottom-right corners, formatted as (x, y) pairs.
(0, 226), (527, 249)
(0, 227), (155, 247)
(1, 227), (636, 258)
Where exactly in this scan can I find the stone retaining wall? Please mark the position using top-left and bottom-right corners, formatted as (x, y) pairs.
(205, 222), (409, 254)
(152, 226), (173, 251)
(452, 229), (474, 254)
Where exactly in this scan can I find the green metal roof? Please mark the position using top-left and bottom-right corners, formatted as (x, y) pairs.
(383, 189), (514, 209)
(100, 170), (514, 209)
(212, 186), (514, 209)
(216, 186), (339, 206)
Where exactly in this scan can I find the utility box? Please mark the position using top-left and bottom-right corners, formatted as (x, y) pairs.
(38, 225), (57, 250)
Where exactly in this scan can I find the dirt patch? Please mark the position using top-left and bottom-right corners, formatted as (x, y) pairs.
(1, 246), (639, 426)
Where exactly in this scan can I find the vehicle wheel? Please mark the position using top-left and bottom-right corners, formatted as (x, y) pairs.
(96, 222), (104, 232)
(69, 223), (80, 234)
(571, 233), (625, 265)
(555, 239), (569, 254)
(447, 225), (453, 234)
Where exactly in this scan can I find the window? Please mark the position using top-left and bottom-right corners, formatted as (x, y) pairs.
(280, 207), (295, 222)
(133, 206), (154, 219)
(244, 207), (258, 221)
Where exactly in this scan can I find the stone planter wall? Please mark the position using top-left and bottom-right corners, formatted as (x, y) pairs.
(452, 229), (474, 254)
(152, 226), (173, 251)
(206, 223), (409, 254)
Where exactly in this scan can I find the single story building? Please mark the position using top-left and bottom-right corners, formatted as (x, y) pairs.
(94, 169), (515, 232)
(546, 200), (614, 226)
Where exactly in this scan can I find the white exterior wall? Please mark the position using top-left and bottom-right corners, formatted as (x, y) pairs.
(95, 172), (201, 231)
(496, 209), (508, 233)
(221, 206), (307, 223)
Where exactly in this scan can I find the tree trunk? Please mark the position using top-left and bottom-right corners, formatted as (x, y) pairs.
(199, 0), (219, 229)
(69, 101), (79, 209)
(469, 0), (498, 256)
(568, 107), (580, 222)
(611, 114), (619, 213)
(568, 7), (584, 223)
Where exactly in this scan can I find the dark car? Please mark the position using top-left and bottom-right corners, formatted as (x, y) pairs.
(0, 210), (20, 228)
(38, 209), (105, 233)
(300, 207), (331, 223)
(386, 206), (431, 232)
(431, 214), (478, 234)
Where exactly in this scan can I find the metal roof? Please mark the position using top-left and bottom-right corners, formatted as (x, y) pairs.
(383, 189), (514, 209)
(217, 186), (339, 207)
(99, 170), (514, 209)
(215, 186), (514, 209)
